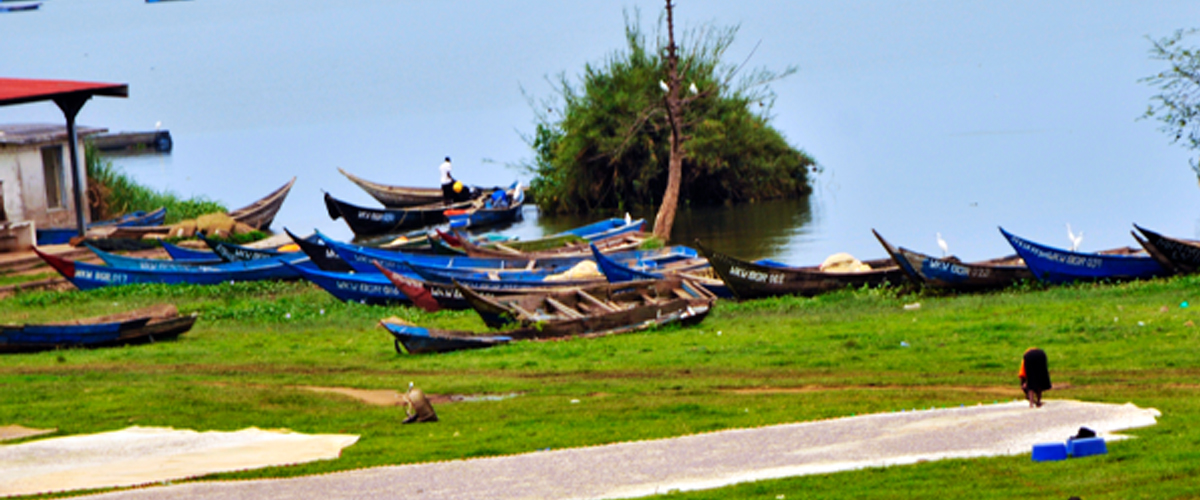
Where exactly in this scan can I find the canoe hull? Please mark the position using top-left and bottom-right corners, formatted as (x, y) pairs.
(1000, 227), (1166, 284)
(873, 230), (1032, 291)
(37, 249), (303, 290)
(1133, 224), (1200, 274)
(1, 305), (194, 353)
(697, 241), (903, 300)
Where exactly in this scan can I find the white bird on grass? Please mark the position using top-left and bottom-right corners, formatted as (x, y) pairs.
(936, 232), (948, 257)
(1067, 224), (1083, 251)
(659, 80), (669, 92)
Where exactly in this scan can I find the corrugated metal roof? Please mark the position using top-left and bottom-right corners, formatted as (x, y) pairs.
(0, 123), (107, 146)
(0, 78), (127, 107)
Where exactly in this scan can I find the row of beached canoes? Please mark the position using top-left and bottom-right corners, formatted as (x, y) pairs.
(26, 167), (1200, 354)
(29, 218), (1200, 354)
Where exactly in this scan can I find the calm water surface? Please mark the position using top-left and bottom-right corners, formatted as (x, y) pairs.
(4, 0), (1200, 264)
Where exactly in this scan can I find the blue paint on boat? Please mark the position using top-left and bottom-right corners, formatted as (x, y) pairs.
(36, 208), (168, 245)
(37, 248), (309, 290)
(161, 242), (223, 263)
(446, 182), (525, 229)
(382, 323), (511, 354)
(999, 227), (1167, 284)
(283, 261), (411, 305)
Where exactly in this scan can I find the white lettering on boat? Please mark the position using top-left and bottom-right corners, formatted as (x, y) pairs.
(729, 265), (785, 284)
(1011, 237), (1102, 269)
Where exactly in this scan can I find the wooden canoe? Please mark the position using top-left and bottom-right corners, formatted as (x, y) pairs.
(696, 240), (904, 300)
(36, 248), (304, 290)
(999, 227), (1167, 284)
(589, 243), (732, 298)
(90, 130), (172, 153)
(458, 276), (716, 330)
(1132, 224), (1200, 274)
(36, 207), (167, 245)
(381, 278), (715, 354)
(100, 178), (295, 239)
(383, 323), (512, 354)
(160, 242), (222, 263)
(445, 182), (525, 229)
(872, 230), (1032, 291)
(227, 177), (295, 230)
(458, 231), (647, 259)
(338, 167), (445, 208)
(324, 192), (478, 236)
(1, 304), (194, 353)
(285, 227), (355, 272)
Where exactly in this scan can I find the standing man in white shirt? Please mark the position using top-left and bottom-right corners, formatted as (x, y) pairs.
(439, 157), (454, 205)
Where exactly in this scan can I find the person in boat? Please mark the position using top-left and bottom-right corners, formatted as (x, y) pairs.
(1018, 347), (1051, 408)
(403, 382), (439, 423)
(440, 157), (455, 205)
(487, 187), (510, 209)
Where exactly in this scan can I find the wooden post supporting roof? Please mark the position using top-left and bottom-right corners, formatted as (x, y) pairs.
(0, 77), (129, 237)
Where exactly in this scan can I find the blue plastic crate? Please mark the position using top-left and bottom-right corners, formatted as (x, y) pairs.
(1068, 437), (1107, 458)
(1032, 442), (1067, 462)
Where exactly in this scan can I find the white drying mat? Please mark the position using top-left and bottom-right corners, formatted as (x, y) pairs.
(0, 426), (358, 497)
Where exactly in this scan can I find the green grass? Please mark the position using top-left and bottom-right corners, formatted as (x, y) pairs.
(2, 276), (1200, 499)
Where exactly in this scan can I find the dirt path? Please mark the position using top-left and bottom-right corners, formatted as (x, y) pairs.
(64, 400), (1158, 500)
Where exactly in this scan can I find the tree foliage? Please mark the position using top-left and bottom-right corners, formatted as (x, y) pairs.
(1141, 28), (1200, 175)
(521, 12), (817, 215)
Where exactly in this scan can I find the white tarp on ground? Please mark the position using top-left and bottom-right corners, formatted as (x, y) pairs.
(60, 400), (1159, 500)
(0, 426), (359, 498)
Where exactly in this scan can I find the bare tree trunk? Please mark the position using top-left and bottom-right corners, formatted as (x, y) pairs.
(653, 0), (684, 242)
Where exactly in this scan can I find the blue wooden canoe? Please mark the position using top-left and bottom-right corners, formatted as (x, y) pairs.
(202, 237), (290, 262)
(161, 242), (224, 263)
(382, 323), (512, 354)
(36, 248), (307, 290)
(317, 231), (588, 274)
(282, 260), (472, 307)
(319, 229), (698, 276)
(36, 207), (167, 245)
(87, 244), (220, 270)
(445, 183), (525, 229)
(999, 227), (1167, 284)
(589, 243), (733, 298)
(2, 318), (148, 347)
(0, 304), (194, 352)
(397, 245), (702, 290)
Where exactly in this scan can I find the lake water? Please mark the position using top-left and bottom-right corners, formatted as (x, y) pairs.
(4, 0), (1200, 264)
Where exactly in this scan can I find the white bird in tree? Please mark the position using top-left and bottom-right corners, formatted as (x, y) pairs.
(936, 232), (948, 257)
(659, 80), (669, 92)
(1067, 224), (1083, 251)
(689, 82), (699, 95)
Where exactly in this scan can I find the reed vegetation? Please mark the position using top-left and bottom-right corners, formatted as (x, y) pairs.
(85, 145), (226, 224)
(1, 275), (1199, 498)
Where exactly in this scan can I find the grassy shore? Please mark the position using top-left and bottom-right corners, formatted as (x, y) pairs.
(2, 273), (1199, 499)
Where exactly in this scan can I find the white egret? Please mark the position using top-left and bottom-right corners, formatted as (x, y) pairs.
(689, 82), (698, 94)
(1067, 224), (1083, 251)
(936, 232), (948, 257)
(659, 80), (669, 92)
(154, 121), (162, 130)
(624, 212), (632, 225)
